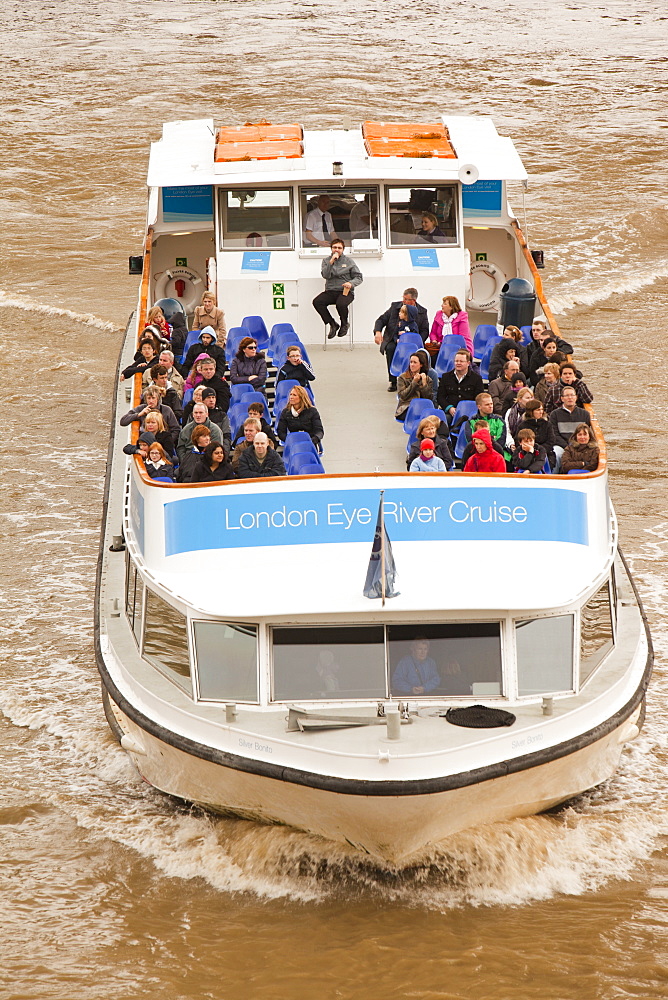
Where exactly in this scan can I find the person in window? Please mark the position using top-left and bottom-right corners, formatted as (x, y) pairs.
(237, 432), (287, 478)
(190, 441), (236, 483)
(312, 239), (362, 339)
(276, 386), (324, 448)
(229, 337), (267, 393)
(395, 354), (435, 421)
(392, 638), (440, 695)
(416, 212), (447, 244)
(304, 194), (340, 247)
(560, 423), (599, 473)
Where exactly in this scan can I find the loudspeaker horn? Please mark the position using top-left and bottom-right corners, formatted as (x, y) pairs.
(458, 163), (479, 185)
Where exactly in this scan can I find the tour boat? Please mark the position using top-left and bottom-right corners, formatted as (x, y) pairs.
(96, 117), (652, 864)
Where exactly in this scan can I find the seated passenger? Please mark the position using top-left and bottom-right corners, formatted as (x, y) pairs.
(528, 336), (567, 386)
(548, 386), (592, 461)
(396, 303), (420, 336)
(120, 385), (179, 446)
(276, 386), (324, 448)
(177, 402), (225, 464)
(192, 292), (227, 345)
(120, 337), (159, 381)
(185, 356), (231, 412)
(413, 347), (439, 404)
(143, 350), (185, 398)
(512, 428), (548, 474)
(146, 305), (171, 341)
(505, 386), (535, 445)
(560, 423), (599, 473)
(415, 212), (447, 244)
(409, 439), (447, 473)
(142, 364), (182, 421)
(515, 399), (557, 471)
(141, 410), (177, 459)
(144, 441), (174, 481)
(543, 361), (594, 414)
(181, 327), (227, 379)
(463, 426), (507, 473)
(313, 238), (362, 339)
(178, 424), (212, 482)
(488, 333), (529, 383)
(395, 354), (435, 421)
(245, 401), (279, 446)
(526, 320), (574, 364)
(406, 416), (453, 471)
(201, 388), (232, 438)
(374, 288), (430, 391)
(237, 432), (287, 478)
(168, 312), (188, 360)
(463, 393), (509, 459)
(428, 296), (473, 356)
(437, 349), (484, 419)
(460, 419), (506, 468)
(488, 359), (523, 416)
(392, 638), (440, 695)
(181, 385), (206, 427)
(123, 430), (155, 460)
(229, 337), (267, 393)
(276, 345), (316, 388)
(533, 361), (561, 406)
(231, 417), (264, 471)
(190, 441), (236, 483)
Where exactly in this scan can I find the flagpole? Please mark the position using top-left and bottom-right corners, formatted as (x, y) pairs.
(380, 490), (386, 607)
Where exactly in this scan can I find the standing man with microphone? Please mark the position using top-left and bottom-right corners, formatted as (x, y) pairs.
(312, 238), (363, 339)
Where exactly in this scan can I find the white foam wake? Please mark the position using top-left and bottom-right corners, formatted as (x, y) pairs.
(0, 289), (121, 332)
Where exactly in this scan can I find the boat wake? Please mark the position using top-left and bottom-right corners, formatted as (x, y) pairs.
(0, 289), (121, 332)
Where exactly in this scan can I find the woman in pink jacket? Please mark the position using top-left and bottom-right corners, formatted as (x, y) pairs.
(429, 295), (473, 356)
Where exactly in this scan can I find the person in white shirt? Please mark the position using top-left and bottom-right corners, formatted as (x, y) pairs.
(304, 194), (339, 246)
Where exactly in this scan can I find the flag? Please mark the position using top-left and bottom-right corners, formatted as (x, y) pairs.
(363, 492), (399, 603)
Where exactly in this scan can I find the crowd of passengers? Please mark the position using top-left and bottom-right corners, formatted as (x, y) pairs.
(119, 284), (599, 482)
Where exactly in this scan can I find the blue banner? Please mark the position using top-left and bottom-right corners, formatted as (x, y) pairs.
(462, 180), (503, 218)
(163, 487), (588, 556)
(162, 185), (213, 224)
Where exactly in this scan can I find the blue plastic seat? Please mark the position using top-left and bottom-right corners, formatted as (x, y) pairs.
(183, 387), (194, 405)
(289, 451), (325, 475)
(567, 468), (590, 474)
(244, 391), (271, 423)
(273, 340), (312, 370)
(230, 383), (255, 402)
(282, 431), (312, 458)
(291, 460), (325, 476)
(479, 338), (503, 381)
(454, 422), (470, 461)
(269, 322), (297, 354)
(273, 379), (300, 418)
(403, 399), (437, 436)
(448, 400), (478, 439)
(227, 403), (250, 437)
(241, 315), (269, 351)
(225, 326), (250, 363)
(390, 338), (428, 377)
(151, 477), (174, 484)
(520, 325), (533, 346)
(180, 329), (202, 365)
(473, 324), (500, 360)
(434, 336), (467, 376)
(398, 332), (424, 350)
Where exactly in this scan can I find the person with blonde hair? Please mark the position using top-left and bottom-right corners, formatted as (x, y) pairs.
(146, 305), (170, 341)
(192, 291), (227, 343)
(276, 385), (324, 447)
(533, 361), (561, 406)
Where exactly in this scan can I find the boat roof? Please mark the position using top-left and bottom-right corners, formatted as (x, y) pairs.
(146, 116), (528, 188)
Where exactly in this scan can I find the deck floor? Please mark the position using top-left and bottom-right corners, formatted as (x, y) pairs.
(306, 341), (409, 474)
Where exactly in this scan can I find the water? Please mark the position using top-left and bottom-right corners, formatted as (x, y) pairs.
(1, 2), (667, 997)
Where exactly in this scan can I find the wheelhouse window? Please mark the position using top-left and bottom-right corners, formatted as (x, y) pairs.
(219, 188), (292, 249)
(300, 187), (379, 247)
(193, 621), (258, 703)
(125, 553), (144, 646)
(143, 589), (192, 695)
(388, 624), (502, 698)
(516, 616), (574, 697)
(580, 583), (614, 687)
(272, 626), (386, 701)
(386, 185), (458, 246)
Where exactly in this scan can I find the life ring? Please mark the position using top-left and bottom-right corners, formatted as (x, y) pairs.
(154, 266), (203, 314)
(467, 260), (505, 312)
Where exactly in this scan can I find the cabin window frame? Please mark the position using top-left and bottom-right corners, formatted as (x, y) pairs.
(217, 187), (294, 251)
(141, 586), (193, 696)
(514, 612), (576, 699)
(384, 183), (460, 248)
(190, 618), (260, 705)
(577, 579), (616, 690)
(124, 552), (144, 648)
(298, 186), (381, 248)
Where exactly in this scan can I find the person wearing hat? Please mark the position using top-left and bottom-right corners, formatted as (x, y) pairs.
(463, 426), (507, 473)
(409, 439), (447, 472)
(200, 387), (232, 437)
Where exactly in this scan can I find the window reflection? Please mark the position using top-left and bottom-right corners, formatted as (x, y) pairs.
(516, 616), (574, 696)
(194, 621), (258, 703)
(387, 185), (458, 246)
(580, 584), (614, 686)
(220, 189), (292, 248)
(273, 626), (386, 701)
(388, 624), (502, 697)
(143, 589), (192, 695)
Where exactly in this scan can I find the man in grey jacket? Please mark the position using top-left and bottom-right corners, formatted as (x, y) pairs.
(177, 403), (224, 463)
(312, 238), (363, 339)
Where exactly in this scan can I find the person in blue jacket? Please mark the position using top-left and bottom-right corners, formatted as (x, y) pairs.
(392, 638), (440, 695)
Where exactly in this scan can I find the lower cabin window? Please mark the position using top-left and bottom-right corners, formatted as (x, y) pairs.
(125, 553), (144, 646)
(143, 588), (192, 695)
(273, 626), (386, 701)
(388, 624), (502, 698)
(580, 583), (614, 686)
(516, 615), (574, 696)
(193, 621), (258, 703)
